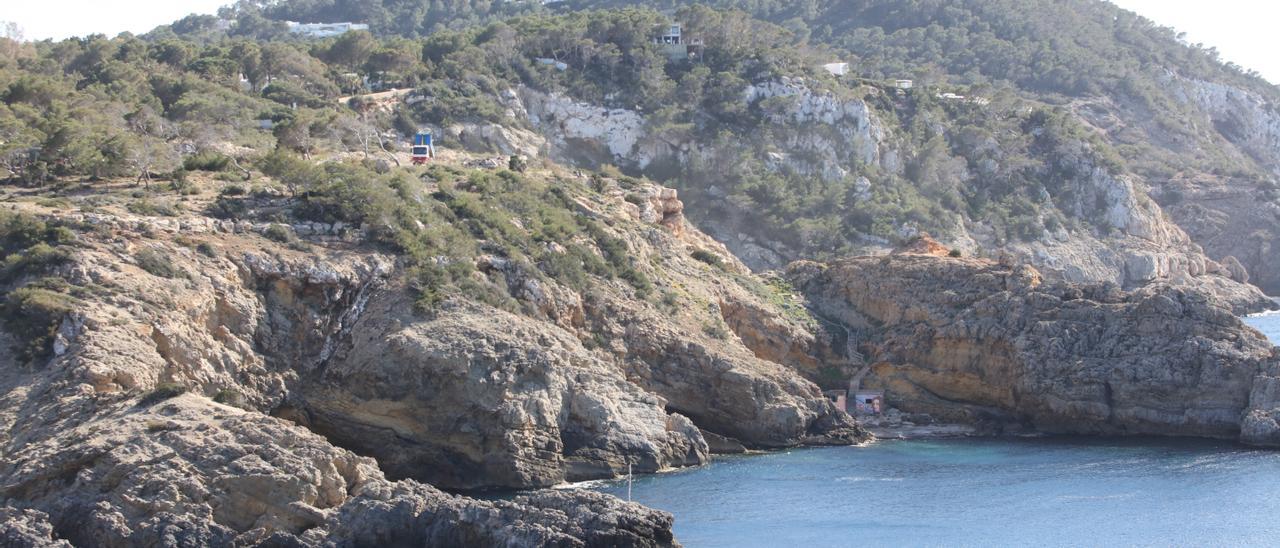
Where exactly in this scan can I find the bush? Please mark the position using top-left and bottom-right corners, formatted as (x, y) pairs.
(948, 249), (963, 258)
(195, 242), (218, 257)
(212, 388), (244, 407)
(169, 169), (192, 193)
(0, 213), (75, 284)
(183, 151), (231, 172)
(138, 383), (187, 406)
(2, 243), (71, 284)
(691, 249), (724, 268)
(2, 284), (78, 363)
(127, 198), (182, 217)
(208, 194), (249, 220)
(135, 248), (182, 279)
(508, 155), (527, 173)
(263, 224), (295, 243)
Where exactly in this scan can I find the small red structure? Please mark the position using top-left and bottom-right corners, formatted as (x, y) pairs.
(410, 131), (435, 165)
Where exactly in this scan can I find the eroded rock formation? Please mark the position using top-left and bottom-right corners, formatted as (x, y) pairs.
(0, 176), (863, 544)
(788, 240), (1280, 442)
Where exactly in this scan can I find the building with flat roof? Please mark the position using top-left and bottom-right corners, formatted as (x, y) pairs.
(286, 21), (369, 38)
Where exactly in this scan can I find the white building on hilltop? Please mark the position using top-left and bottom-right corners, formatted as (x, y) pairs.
(286, 21), (369, 38)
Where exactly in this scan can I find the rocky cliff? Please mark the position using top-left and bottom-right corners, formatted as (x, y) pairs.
(787, 239), (1280, 442)
(0, 162), (863, 544)
(450, 81), (1273, 314)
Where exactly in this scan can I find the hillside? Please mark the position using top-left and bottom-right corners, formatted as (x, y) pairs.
(198, 1), (1280, 301)
(563, 0), (1280, 295)
(4, 4), (1276, 305)
(4, 2), (1280, 544)
(0, 148), (870, 542)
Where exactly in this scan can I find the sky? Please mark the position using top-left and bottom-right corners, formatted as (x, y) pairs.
(3, 0), (1279, 84)
(1109, 0), (1280, 84)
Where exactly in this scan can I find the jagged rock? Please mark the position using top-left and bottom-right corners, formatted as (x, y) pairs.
(1223, 255), (1250, 284)
(0, 508), (71, 547)
(788, 252), (1280, 442)
(897, 234), (951, 257)
(0, 175), (865, 543)
(304, 297), (709, 490)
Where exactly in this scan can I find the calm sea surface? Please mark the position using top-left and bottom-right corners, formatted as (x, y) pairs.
(585, 306), (1280, 547)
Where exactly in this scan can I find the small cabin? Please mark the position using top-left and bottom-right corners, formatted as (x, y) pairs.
(894, 79), (914, 90)
(853, 390), (885, 415)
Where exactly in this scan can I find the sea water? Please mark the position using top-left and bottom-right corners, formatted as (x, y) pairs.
(1245, 303), (1280, 343)
(586, 303), (1280, 547)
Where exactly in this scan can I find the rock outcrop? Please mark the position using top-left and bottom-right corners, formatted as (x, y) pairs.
(492, 82), (1272, 313)
(0, 170), (864, 543)
(0, 394), (679, 547)
(788, 245), (1280, 443)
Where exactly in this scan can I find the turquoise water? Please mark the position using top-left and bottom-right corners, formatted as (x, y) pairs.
(592, 438), (1280, 546)
(584, 307), (1280, 547)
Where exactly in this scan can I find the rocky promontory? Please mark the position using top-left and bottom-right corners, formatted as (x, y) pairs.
(788, 239), (1280, 443)
(0, 165), (863, 544)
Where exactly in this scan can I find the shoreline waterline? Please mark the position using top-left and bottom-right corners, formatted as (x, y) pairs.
(571, 307), (1280, 546)
(587, 436), (1280, 546)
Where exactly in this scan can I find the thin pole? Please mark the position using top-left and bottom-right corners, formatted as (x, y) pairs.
(627, 462), (633, 502)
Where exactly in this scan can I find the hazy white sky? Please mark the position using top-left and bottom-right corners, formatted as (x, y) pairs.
(4, 0), (1279, 84)
(1110, 0), (1280, 84)
(6, 0), (228, 41)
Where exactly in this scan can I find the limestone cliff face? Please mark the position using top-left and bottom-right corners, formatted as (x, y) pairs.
(788, 246), (1280, 442)
(483, 82), (1271, 312)
(0, 174), (863, 543)
(1107, 72), (1280, 296)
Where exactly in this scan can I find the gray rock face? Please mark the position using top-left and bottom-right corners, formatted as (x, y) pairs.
(0, 394), (679, 547)
(788, 250), (1280, 442)
(304, 295), (709, 490)
(501, 81), (1272, 313)
(0, 178), (864, 543)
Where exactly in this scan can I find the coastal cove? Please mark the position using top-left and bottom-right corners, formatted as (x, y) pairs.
(581, 309), (1280, 547)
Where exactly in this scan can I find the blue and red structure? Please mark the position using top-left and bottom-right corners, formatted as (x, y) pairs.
(411, 131), (435, 164)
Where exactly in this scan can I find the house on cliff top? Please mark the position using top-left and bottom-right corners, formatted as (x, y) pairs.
(655, 24), (704, 61)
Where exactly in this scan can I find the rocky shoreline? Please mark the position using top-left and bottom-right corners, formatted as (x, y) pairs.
(3, 190), (1278, 545)
(789, 239), (1280, 446)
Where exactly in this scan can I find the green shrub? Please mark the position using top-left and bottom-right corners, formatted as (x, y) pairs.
(196, 242), (218, 257)
(208, 194), (249, 220)
(2, 243), (71, 284)
(2, 284), (78, 363)
(691, 249), (724, 268)
(183, 151), (231, 172)
(138, 383), (187, 406)
(169, 169), (191, 192)
(135, 248), (182, 279)
(212, 388), (244, 407)
(508, 155), (527, 173)
(948, 249), (963, 258)
(0, 213), (75, 284)
(127, 198), (182, 217)
(263, 224), (295, 243)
